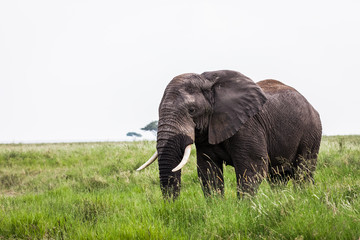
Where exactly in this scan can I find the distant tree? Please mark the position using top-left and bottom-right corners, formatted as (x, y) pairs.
(126, 132), (142, 137)
(141, 121), (158, 135)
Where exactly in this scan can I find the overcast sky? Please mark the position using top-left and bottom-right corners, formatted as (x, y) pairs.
(1, 0), (359, 143)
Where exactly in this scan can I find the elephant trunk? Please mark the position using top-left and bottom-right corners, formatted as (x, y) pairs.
(156, 118), (194, 199)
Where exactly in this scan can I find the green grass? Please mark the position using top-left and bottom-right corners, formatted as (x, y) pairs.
(0, 136), (359, 239)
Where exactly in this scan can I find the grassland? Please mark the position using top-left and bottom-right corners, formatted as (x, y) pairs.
(0, 136), (359, 239)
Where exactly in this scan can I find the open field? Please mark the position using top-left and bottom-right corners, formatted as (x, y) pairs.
(0, 136), (359, 239)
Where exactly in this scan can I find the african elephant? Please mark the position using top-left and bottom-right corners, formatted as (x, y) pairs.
(137, 70), (322, 199)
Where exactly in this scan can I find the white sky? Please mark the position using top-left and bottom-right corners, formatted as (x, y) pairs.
(1, 0), (360, 143)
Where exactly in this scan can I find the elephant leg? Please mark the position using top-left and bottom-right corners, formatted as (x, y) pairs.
(230, 132), (269, 198)
(267, 165), (293, 190)
(268, 158), (294, 187)
(196, 149), (224, 197)
(235, 160), (268, 198)
(293, 143), (318, 185)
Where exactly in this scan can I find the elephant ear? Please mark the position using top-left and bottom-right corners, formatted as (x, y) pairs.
(201, 70), (267, 145)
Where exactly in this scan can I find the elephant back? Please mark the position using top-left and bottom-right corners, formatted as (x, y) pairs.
(257, 79), (297, 95)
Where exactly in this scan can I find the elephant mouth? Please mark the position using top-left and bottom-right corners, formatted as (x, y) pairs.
(171, 145), (192, 172)
(137, 133), (194, 199)
(136, 145), (192, 172)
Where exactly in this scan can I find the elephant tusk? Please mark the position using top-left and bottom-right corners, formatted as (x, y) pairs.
(136, 151), (158, 171)
(172, 145), (192, 172)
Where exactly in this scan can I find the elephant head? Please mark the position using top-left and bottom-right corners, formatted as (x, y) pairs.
(137, 70), (267, 199)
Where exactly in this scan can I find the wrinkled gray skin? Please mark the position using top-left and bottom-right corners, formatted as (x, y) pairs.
(156, 70), (322, 199)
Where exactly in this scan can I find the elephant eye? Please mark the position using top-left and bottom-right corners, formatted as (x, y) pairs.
(188, 107), (196, 115)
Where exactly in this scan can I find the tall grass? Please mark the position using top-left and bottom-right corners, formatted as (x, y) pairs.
(0, 137), (359, 239)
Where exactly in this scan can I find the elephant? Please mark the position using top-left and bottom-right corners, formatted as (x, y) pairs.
(137, 70), (322, 199)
